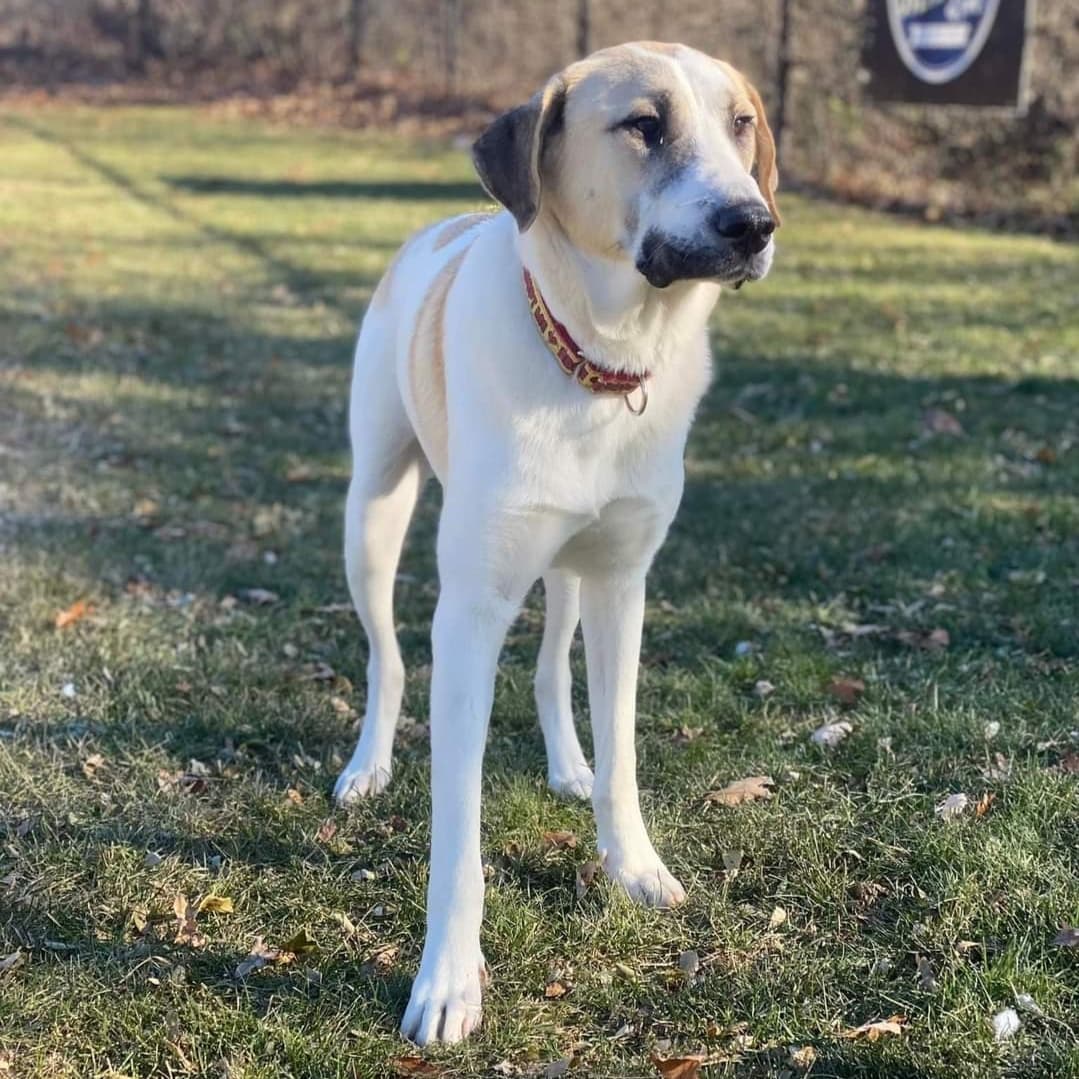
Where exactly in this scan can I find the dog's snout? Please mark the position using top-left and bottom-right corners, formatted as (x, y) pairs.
(710, 202), (775, 255)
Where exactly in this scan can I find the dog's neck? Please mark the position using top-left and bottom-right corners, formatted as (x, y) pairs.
(518, 215), (721, 380)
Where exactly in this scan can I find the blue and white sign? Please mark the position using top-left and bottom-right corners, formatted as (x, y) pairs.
(886, 0), (1002, 84)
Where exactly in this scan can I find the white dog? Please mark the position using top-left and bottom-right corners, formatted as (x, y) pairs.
(332, 41), (780, 1044)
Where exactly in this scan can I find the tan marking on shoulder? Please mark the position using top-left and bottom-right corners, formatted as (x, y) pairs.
(407, 243), (473, 476)
(368, 219), (441, 312)
(432, 212), (491, 252)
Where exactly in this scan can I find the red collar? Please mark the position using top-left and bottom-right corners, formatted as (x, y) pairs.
(523, 269), (649, 414)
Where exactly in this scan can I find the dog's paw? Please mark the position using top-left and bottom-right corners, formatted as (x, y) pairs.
(604, 852), (686, 909)
(401, 950), (487, 1045)
(548, 762), (594, 800)
(333, 753), (391, 805)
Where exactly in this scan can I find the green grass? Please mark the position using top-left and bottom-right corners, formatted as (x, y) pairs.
(1, 103), (1077, 1079)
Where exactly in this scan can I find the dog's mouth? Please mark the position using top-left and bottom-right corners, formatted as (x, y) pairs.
(635, 232), (772, 290)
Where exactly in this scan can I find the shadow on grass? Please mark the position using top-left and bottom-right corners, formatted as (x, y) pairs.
(165, 176), (487, 202)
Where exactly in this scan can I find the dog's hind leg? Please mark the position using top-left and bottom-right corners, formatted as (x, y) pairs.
(535, 571), (593, 799)
(334, 331), (425, 805)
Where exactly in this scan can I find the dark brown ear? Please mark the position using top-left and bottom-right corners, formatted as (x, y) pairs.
(472, 76), (566, 232)
(744, 80), (781, 227)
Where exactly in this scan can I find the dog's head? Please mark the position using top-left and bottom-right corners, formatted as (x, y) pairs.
(473, 42), (779, 290)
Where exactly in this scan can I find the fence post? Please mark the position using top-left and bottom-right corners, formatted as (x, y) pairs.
(576, 0), (591, 58)
(774, 0), (793, 165)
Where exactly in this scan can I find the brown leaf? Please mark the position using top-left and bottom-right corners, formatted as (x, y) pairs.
(838, 1014), (908, 1041)
(974, 792), (996, 818)
(81, 752), (106, 779)
(544, 979), (570, 999)
(576, 860), (600, 899)
(769, 906), (788, 929)
(0, 951), (24, 976)
(392, 1057), (444, 1077)
(542, 829), (578, 851)
(172, 895), (206, 948)
(652, 1054), (705, 1079)
(922, 408), (964, 437)
(315, 818), (338, 844)
(280, 928), (318, 956)
(1057, 752), (1079, 776)
(1052, 927), (1079, 948)
(926, 627), (951, 650)
(234, 937), (280, 978)
(790, 1045), (817, 1069)
(284, 787), (304, 805)
(55, 600), (91, 629)
(828, 676), (866, 706)
(705, 775), (774, 807)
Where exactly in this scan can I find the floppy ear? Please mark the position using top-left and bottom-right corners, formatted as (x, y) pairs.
(472, 76), (566, 232)
(744, 80), (781, 227)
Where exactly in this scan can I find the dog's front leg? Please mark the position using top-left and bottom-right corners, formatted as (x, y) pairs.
(400, 583), (508, 1044)
(580, 573), (685, 909)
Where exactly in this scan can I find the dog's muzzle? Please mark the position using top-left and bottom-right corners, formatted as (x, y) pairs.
(636, 201), (775, 289)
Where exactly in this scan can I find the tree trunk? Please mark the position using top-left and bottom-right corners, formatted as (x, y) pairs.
(347, 0), (368, 76)
(773, 0), (793, 165)
(576, 0), (591, 58)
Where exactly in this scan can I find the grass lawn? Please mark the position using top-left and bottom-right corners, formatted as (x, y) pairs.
(1, 103), (1077, 1079)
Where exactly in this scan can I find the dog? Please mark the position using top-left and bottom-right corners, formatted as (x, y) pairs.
(332, 41), (779, 1044)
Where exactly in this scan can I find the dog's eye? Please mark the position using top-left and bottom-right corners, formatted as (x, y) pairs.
(733, 114), (755, 136)
(624, 115), (663, 149)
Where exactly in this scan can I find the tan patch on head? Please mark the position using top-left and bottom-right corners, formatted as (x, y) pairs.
(432, 212), (490, 252)
(407, 244), (472, 476)
(721, 63), (781, 225)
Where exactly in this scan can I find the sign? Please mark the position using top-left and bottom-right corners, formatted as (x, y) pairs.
(863, 0), (1030, 108)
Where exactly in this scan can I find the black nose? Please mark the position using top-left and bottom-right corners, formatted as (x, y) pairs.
(710, 202), (775, 255)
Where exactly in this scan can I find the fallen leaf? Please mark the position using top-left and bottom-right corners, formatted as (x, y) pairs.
(1057, 753), (1079, 776)
(237, 587), (278, 606)
(984, 720), (1001, 740)
(769, 906), (787, 929)
(392, 1056), (444, 1076)
(172, 895), (206, 948)
(544, 979), (570, 999)
(234, 937), (280, 978)
(81, 752), (106, 779)
(197, 895), (234, 915)
(974, 792), (996, 818)
(280, 928), (318, 956)
(0, 951), (24, 976)
(828, 676), (865, 706)
(55, 600), (91, 629)
(315, 818), (338, 844)
(1052, 927), (1079, 948)
(916, 955), (937, 991)
(922, 408), (964, 436)
(704, 775), (774, 807)
(678, 950), (700, 979)
(651, 1054), (705, 1079)
(790, 1045), (817, 1069)
(838, 1014), (907, 1041)
(991, 1008), (1020, 1042)
(542, 830), (578, 851)
(576, 860), (600, 899)
(753, 679), (775, 698)
(935, 792), (969, 821)
(284, 787), (304, 805)
(926, 627), (951, 650)
(810, 721), (852, 748)
(721, 849), (743, 878)
(1015, 992), (1043, 1017)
